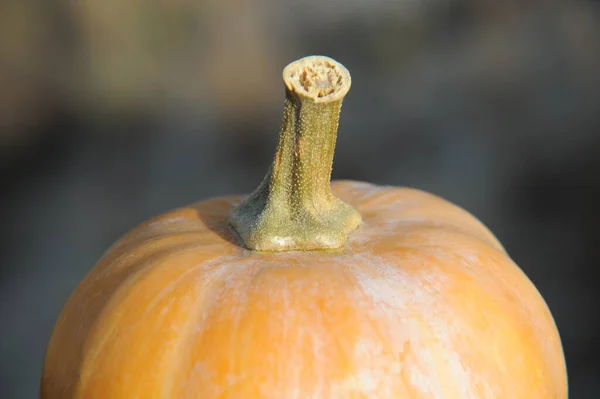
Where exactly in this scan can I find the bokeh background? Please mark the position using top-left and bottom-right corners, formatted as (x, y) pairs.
(1, 0), (599, 397)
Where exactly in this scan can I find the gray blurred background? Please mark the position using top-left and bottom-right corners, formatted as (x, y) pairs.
(1, 0), (599, 397)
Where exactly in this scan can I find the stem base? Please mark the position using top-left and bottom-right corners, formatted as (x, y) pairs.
(231, 192), (361, 252)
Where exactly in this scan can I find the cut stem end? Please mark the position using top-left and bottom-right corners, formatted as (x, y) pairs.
(283, 55), (351, 103)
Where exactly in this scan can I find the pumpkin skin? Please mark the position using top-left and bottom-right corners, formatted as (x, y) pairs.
(41, 180), (567, 399)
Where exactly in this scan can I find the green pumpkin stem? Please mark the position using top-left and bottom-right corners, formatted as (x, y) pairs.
(230, 55), (361, 252)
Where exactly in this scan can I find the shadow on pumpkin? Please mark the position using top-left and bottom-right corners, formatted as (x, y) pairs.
(191, 200), (247, 249)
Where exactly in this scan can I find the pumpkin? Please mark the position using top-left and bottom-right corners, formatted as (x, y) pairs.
(42, 56), (567, 398)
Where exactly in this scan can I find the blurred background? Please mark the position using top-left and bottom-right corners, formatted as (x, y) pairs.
(1, 0), (599, 397)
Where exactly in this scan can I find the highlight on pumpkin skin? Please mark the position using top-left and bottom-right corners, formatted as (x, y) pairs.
(230, 55), (361, 252)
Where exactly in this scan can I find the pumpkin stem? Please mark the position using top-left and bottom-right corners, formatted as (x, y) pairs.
(230, 55), (361, 251)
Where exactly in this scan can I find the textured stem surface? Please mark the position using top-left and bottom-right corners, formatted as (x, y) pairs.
(230, 55), (361, 251)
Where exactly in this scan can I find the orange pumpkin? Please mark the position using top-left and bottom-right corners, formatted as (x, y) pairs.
(42, 56), (567, 398)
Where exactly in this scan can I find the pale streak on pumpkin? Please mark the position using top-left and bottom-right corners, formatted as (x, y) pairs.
(41, 181), (567, 399)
